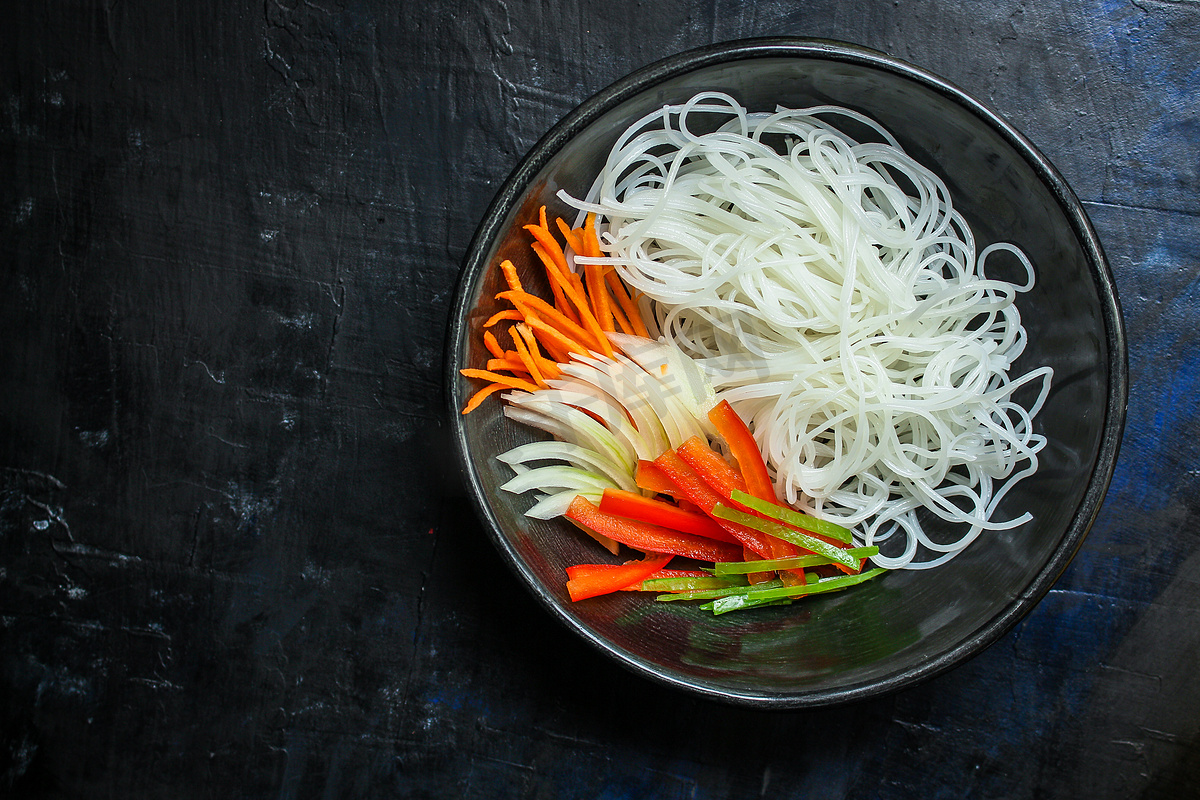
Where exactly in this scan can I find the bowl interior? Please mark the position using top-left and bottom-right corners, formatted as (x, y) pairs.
(449, 45), (1121, 706)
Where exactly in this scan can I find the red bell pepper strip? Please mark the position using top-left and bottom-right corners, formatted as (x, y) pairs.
(651, 450), (775, 558)
(565, 551), (671, 601)
(598, 488), (738, 543)
(708, 400), (776, 503)
(565, 496), (744, 564)
(634, 460), (679, 497)
(675, 436), (747, 498)
(565, 564), (715, 592)
(565, 564), (712, 581)
(673, 437), (804, 573)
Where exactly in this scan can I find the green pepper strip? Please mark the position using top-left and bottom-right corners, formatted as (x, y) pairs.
(712, 504), (859, 571)
(639, 576), (743, 592)
(729, 489), (854, 544)
(710, 568), (888, 614)
(655, 578), (785, 603)
(713, 546), (879, 576)
(699, 598), (795, 612)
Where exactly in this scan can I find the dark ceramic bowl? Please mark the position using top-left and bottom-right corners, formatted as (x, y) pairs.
(446, 39), (1127, 707)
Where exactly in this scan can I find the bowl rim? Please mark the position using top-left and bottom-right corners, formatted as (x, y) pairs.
(445, 37), (1129, 708)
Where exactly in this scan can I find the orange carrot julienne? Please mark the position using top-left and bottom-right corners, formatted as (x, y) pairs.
(554, 218), (613, 332)
(527, 322), (572, 364)
(484, 309), (523, 328)
(497, 290), (598, 353)
(582, 212), (602, 258)
(461, 382), (507, 414)
(459, 368), (539, 393)
(523, 238), (579, 326)
(529, 241), (578, 311)
(509, 324), (546, 387)
(555, 217), (584, 256)
(486, 357), (527, 373)
(526, 222), (613, 356)
(528, 242), (613, 357)
(500, 259), (522, 292)
(524, 223), (570, 274)
(547, 275), (580, 326)
(482, 329), (506, 359)
(515, 322), (560, 380)
(585, 264), (613, 332)
(605, 270), (650, 338)
(524, 314), (588, 359)
(606, 278), (637, 335)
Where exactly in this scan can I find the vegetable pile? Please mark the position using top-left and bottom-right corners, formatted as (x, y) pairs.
(462, 207), (885, 614)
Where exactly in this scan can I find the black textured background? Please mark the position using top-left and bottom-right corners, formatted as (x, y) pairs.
(3, 2), (1198, 798)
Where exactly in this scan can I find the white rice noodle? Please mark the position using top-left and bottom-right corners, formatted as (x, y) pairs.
(561, 91), (1052, 569)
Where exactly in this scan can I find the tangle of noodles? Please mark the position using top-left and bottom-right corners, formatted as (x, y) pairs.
(561, 92), (1052, 570)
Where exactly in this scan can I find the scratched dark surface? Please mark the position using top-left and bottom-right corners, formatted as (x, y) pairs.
(2, 1), (1197, 797)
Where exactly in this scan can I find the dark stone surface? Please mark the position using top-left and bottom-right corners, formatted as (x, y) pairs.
(2, 1), (1196, 797)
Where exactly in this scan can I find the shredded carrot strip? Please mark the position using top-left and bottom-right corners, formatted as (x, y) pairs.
(484, 309), (523, 327)
(461, 383), (507, 414)
(555, 217), (585, 256)
(524, 222), (570, 275)
(497, 289), (598, 353)
(566, 265), (587, 296)
(486, 357), (527, 373)
(606, 279), (636, 335)
(529, 242), (613, 357)
(547, 275), (579, 326)
(482, 330), (506, 359)
(529, 242), (573, 296)
(516, 322), (560, 380)
(582, 213), (602, 258)
(585, 264), (613, 332)
(500, 259), (522, 292)
(529, 324), (571, 364)
(525, 314), (588, 359)
(528, 241), (582, 324)
(527, 209), (590, 313)
(459, 368), (539, 393)
(528, 234), (578, 325)
(510, 325), (547, 388)
(605, 270), (649, 338)
(577, 214), (614, 331)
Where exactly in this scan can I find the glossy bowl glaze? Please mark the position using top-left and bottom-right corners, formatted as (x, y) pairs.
(445, 38), (1127, 707)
